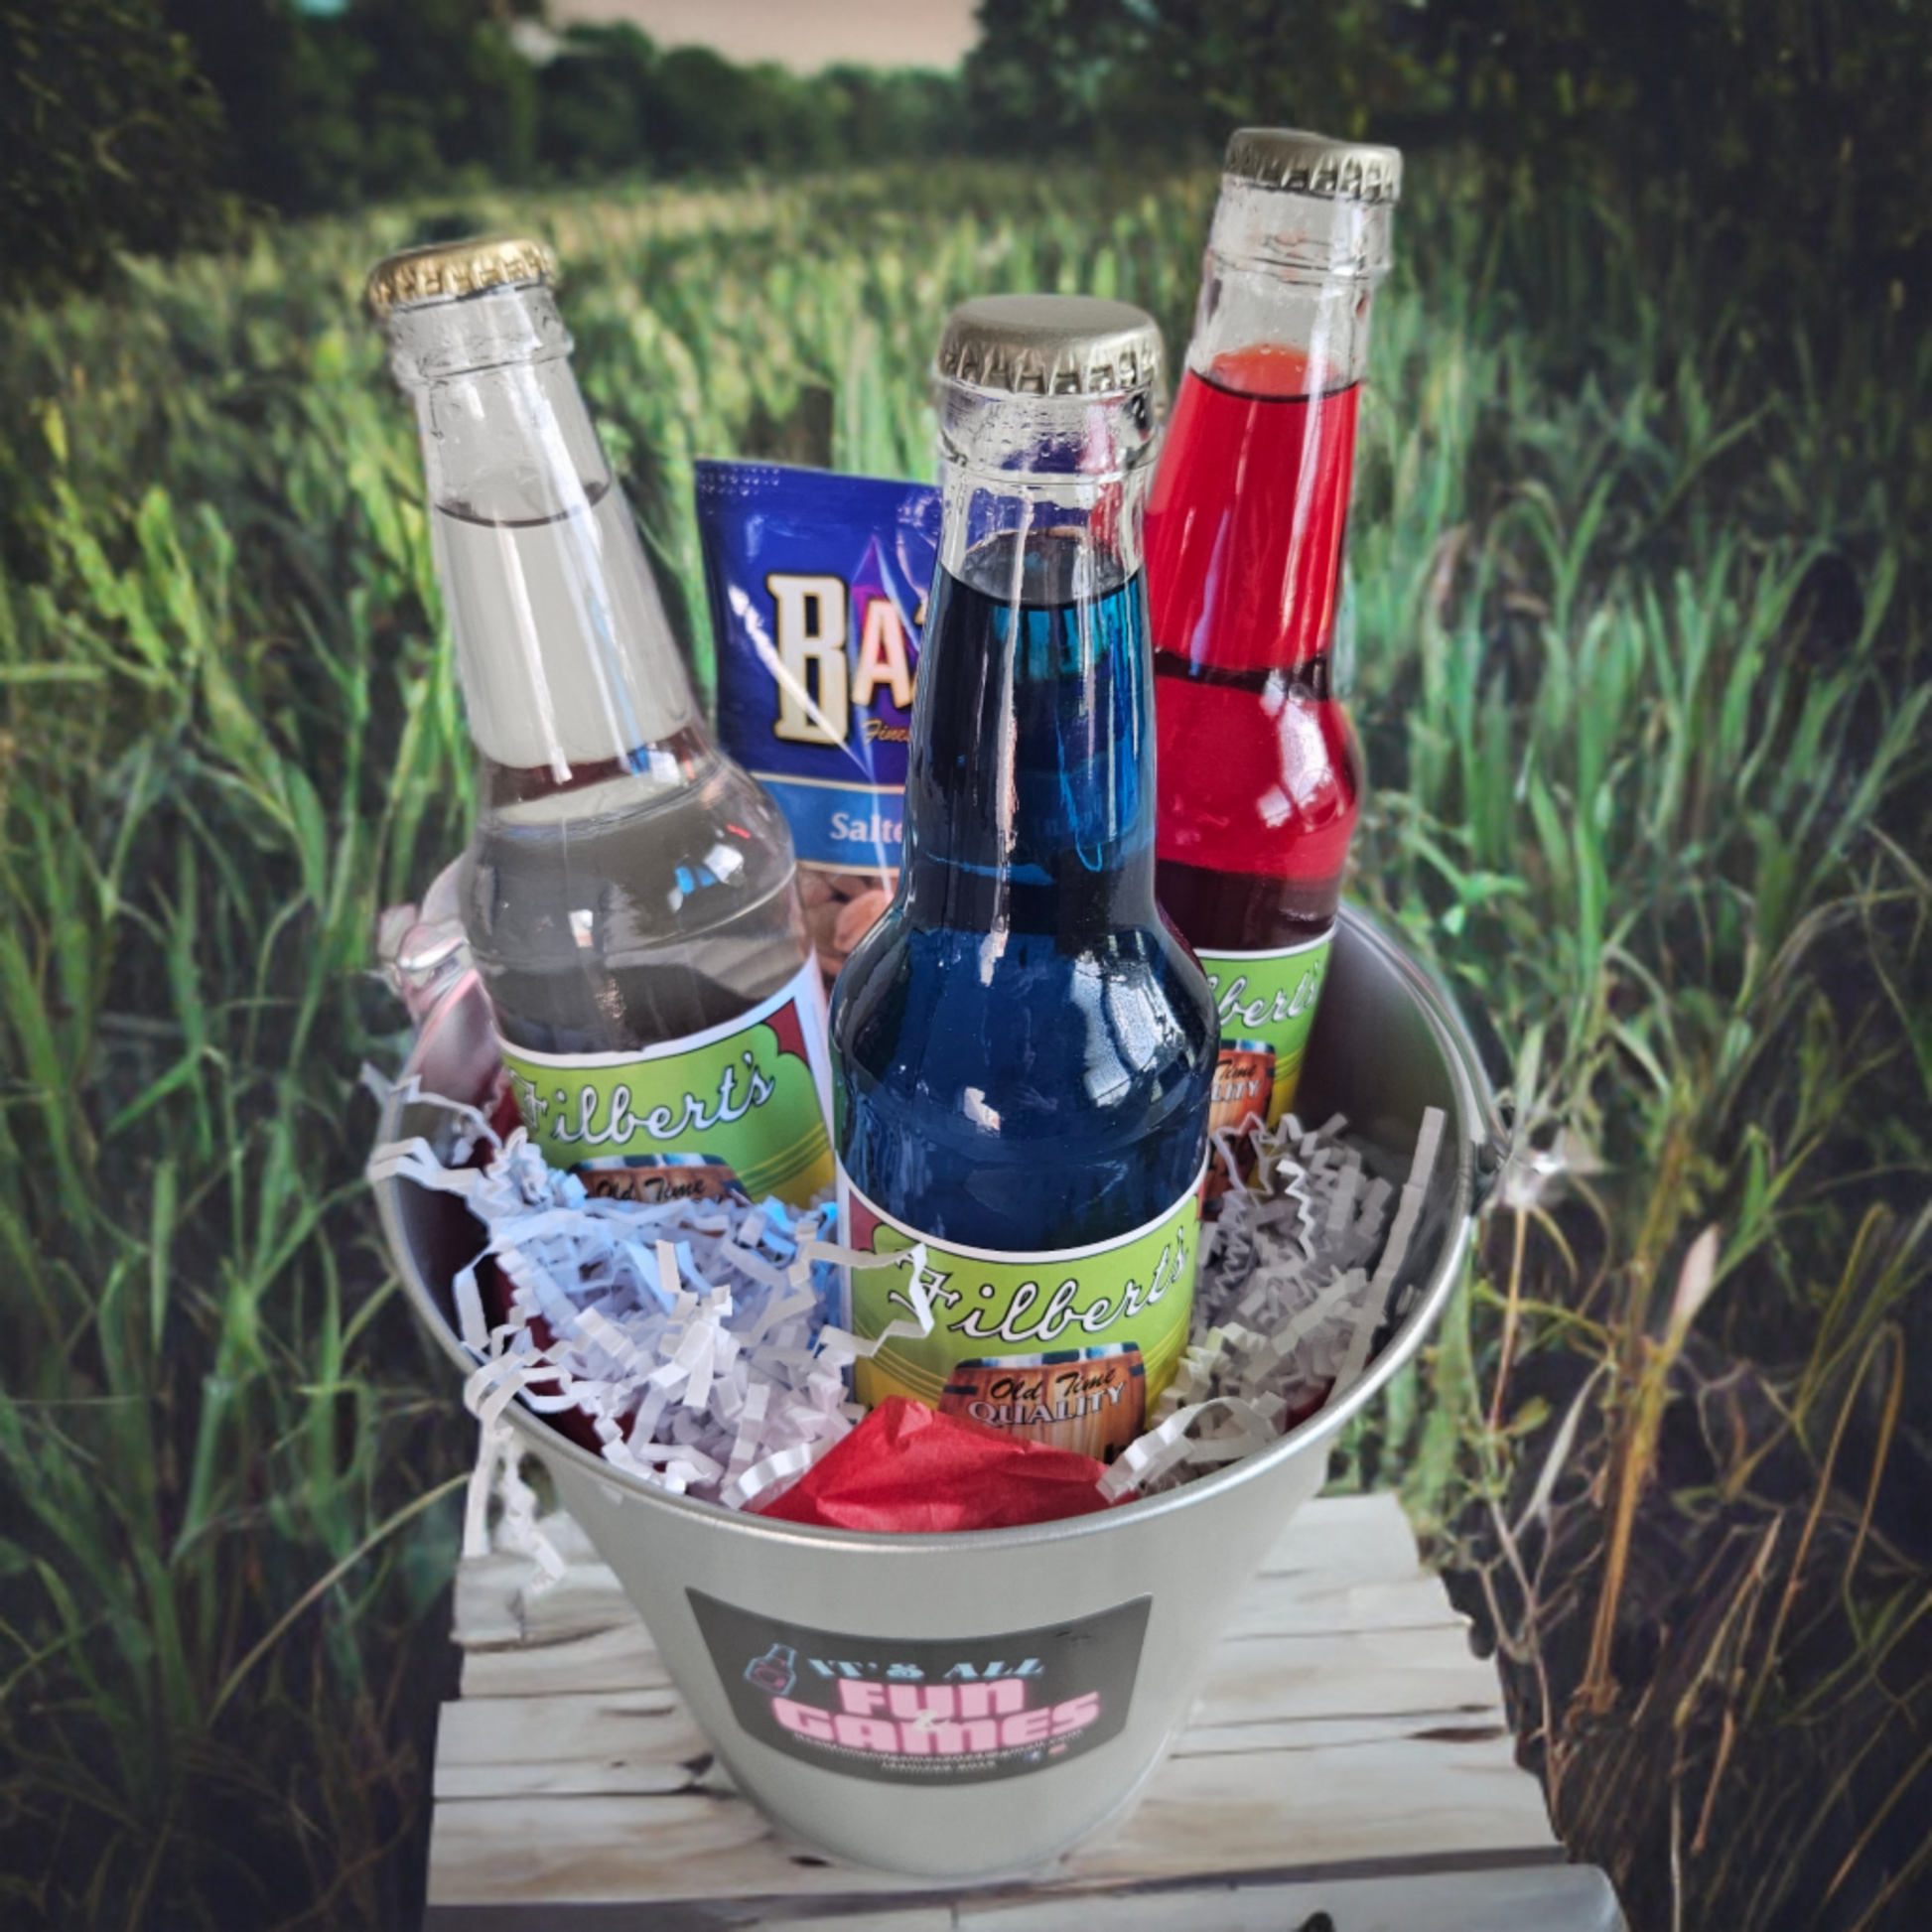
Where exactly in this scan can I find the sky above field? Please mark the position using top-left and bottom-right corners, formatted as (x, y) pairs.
(552, 0), (981, 72)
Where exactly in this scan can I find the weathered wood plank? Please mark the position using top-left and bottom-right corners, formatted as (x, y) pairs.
(951, 1863), (1625, 1931)
(434, 1689), (712, 1800)
(435, 1755), (704, 1802)
(461, 1619), (671, 1700)
(1175, 1708), (1511, 1756)
(426, 1732), (1553, 1907)
(452, 1516), (608, 1648)
(1060, 1735), (1554, 1879)
(462, 1559), (1465, 1667)
(1219, 1568), (1467, 1639)
(1187, 1625), (1502, 1726)
(430, 1791), (788, 1904)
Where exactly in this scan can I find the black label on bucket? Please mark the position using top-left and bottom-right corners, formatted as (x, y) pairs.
(687, 1587), (1150, 1785)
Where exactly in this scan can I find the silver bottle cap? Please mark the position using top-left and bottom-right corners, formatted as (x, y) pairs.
(935, 294), (1163, 400)
(1224, 128), (1403, 205)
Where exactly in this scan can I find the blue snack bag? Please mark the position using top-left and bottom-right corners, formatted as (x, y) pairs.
(697, 460), (939, 977)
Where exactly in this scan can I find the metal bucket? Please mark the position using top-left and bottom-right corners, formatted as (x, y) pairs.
(374, 905), (1503, 1879)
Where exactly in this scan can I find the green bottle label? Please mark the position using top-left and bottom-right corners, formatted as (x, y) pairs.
(1197, 930), (1332, 1139)
(498, 959), (835, 1205)
(839, 1167), (1206, 1460)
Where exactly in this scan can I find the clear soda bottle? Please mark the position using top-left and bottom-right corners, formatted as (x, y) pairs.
(829, 296), (1218, 1459)
(370, 238), (833, 1205)
(1145, 131), (1399, 1165)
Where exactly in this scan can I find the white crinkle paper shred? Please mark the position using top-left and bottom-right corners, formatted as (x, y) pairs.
(366, 1082), (938, 1518)
(369, 1074), (1445, 1528)
(1097, 1105), (1447, 1502)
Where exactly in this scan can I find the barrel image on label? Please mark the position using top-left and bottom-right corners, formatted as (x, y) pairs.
(576, 1151), (741, 1206)
(941, 1344), (1147, 1460)
(1206, 1039), (1276, 1141)
(840, 1164), (1202, 1455)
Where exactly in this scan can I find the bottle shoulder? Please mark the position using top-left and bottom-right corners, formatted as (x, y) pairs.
(475, 749), (795, 903)
(831, 912), (1216, 1109)
(463, 747), (810, 1015)
(830, 910), (1215, 1248)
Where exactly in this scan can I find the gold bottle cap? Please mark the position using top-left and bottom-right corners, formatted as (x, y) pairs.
(364, 236), (558, 317)
(1224, 128), (1403, 204)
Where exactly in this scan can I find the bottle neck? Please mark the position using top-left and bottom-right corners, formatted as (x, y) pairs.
(905, 384), (1159, 937)
(1188, 178), (1391, 395)
(934, 380), (1156, 578)
(1145, 183), (1390, 679)
(386, 285), (698, 798)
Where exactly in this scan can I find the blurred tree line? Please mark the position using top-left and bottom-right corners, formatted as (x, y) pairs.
(1, 0), (970, 287)
(7, 0), (1931, 312)
(968, 0), (1932, 307)
(164, 0), (968, 211)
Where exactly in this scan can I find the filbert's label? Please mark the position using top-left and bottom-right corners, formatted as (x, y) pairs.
(838, 1164), (1204, 1454)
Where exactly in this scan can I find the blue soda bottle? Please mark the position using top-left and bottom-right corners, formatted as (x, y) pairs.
(829, 296), (1217, 1462)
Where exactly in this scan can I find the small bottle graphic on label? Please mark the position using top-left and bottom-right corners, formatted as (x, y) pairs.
(369, 239), (833, 1205)
(1145, 131), (1400, 1173)
(745, 1643), (798, 1697)
(830, 295), (1217, 1443)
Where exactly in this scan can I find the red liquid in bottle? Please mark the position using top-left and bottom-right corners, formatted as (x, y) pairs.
(1147, 349), (1363, 946)
(1148, 348), (1364, 1151)
(1147, 350), (1358, 677)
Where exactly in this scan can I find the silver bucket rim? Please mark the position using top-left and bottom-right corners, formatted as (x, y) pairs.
(372, 903), (1504, 1555)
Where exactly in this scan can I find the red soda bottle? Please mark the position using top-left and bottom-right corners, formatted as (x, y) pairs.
(1146, 129), (1400, 1169)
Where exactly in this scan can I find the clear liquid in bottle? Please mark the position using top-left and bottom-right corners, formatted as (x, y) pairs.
(375, 242), (834, 1206)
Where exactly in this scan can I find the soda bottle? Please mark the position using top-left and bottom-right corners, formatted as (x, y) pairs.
(1146, 130), (1400, 1161)
(369, 238), (833, 1205)
(829, 296), (1218, 1458)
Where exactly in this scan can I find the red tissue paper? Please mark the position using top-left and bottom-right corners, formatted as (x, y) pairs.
(754, 1397), (1119, 1533)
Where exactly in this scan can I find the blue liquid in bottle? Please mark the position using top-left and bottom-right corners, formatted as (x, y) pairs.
(833, 529), (1215, 1251)
(829, 292), (1217, 1451)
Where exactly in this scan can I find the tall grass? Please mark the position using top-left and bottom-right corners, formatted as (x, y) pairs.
(1330, 170), (1932, 1931)
(0, 161), (1926, 1927)
(0, 273), (474, 1925)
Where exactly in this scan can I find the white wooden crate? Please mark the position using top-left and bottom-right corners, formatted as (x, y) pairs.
(425, 1493), (1623, 1929)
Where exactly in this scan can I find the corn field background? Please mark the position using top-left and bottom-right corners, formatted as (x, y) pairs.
(1, 162), (1928, 1928)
